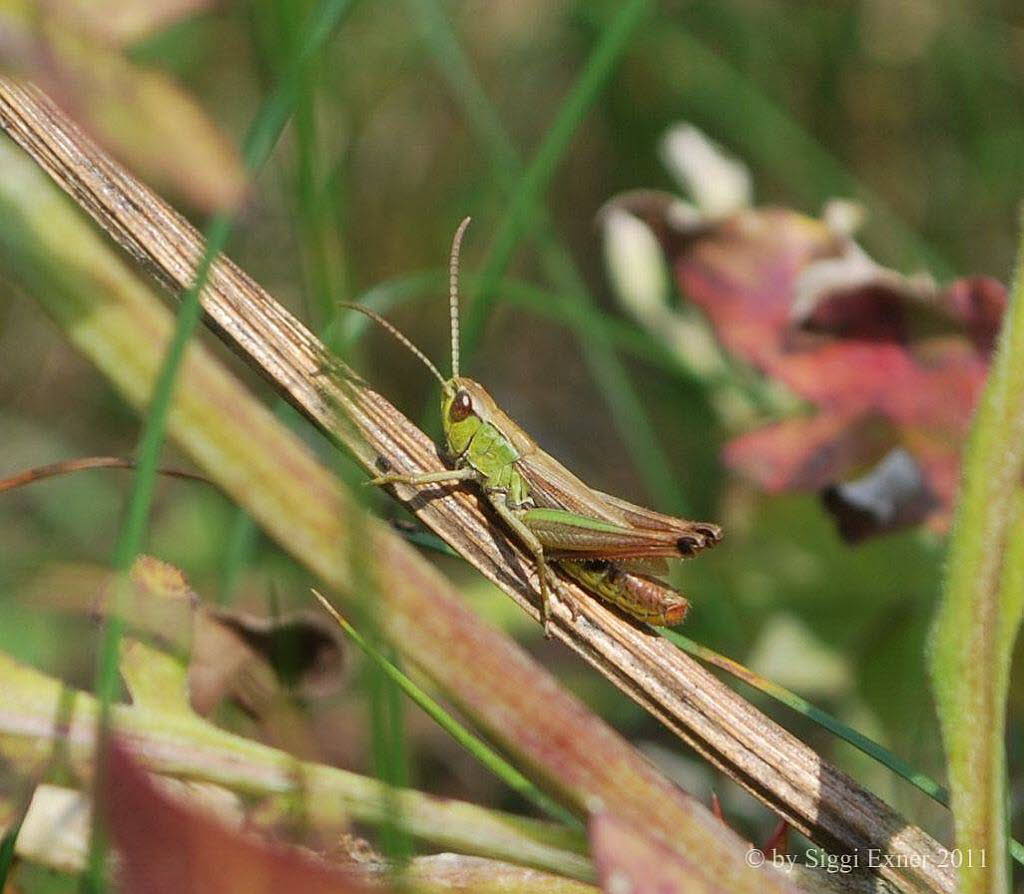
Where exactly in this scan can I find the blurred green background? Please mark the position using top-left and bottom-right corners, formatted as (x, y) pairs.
(2, 0), (1023, 887)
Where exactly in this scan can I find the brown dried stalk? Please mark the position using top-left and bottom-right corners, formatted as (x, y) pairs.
(0, 131), (775, 894)
(0, 79), (952, 894)
(0, 457), (206, 492)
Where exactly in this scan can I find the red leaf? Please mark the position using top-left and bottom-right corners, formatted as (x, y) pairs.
(101, 742), (371, 894)
(614, 193), (1007, 539)
(723, 412), (890, 493)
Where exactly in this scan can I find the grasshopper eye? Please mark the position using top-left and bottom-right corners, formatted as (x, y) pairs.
(449, 390), (474, 422)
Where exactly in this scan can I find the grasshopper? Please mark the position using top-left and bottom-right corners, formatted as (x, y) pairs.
(346, 217), (721, 633)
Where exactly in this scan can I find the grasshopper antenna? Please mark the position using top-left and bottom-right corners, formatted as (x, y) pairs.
(339, 303), (450, 391)
(449, 216), (471, 379)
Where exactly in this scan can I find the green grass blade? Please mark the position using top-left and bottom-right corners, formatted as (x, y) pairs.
(349, 509), (414, 868)
(313, 591), (580, 827)
(403, 0), (518, 188)
(458, 0), (652, 359)
(234, 9), (413, 849)
(84, 2), (358, 890)
(85, 213), (234, 894)
(218, 0), (356, 605)
(928, 219), (1024, 893)
(271, 0), (349, 329)
(0, 820), (21, 889)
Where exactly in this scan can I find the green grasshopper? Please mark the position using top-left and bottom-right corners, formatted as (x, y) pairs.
(346, 218), (721, 632)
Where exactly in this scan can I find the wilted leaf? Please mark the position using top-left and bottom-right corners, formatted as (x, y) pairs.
(28, 557), (346, 721)
(102, 743), (372, 894)
(58, 0), (213, 45)
(609, 174), (1007, 540)
(0, 1), (243, 211)
(589, 813), (728, 894)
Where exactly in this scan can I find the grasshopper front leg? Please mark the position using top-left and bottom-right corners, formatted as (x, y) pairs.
(370, 465), (564, 634)
(368, 467), (478, 487)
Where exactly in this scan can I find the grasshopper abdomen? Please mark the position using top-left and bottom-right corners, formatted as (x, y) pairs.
(559, 559), (690, 626)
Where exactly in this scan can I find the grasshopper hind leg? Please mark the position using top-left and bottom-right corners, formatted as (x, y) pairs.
(490, 500), (569, 635)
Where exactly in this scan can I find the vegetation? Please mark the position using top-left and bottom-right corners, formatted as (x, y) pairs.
(1, 2), (1023, 892)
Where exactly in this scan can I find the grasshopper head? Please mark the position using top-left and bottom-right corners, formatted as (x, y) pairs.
(441, 376), (488, 456)
(442, 376), (535, 460)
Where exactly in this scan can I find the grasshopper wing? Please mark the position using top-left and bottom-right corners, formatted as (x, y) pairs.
(592, 490), (723, 553)
(517, 448), (634, 524)
(517, 449), (721, 559)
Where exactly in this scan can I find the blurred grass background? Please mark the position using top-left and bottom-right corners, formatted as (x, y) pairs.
(2, 0), (1023, 887)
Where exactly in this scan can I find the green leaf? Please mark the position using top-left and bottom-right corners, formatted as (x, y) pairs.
(928, 228), (1024, 894)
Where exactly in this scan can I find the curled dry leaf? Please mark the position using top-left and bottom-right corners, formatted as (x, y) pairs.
(207, 606), (346, 703)
(29, 556), (346, 718)
(608, 162), (1007, 541)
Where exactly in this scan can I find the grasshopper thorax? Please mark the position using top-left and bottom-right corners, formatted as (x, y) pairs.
(441, 376), (534, 462)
